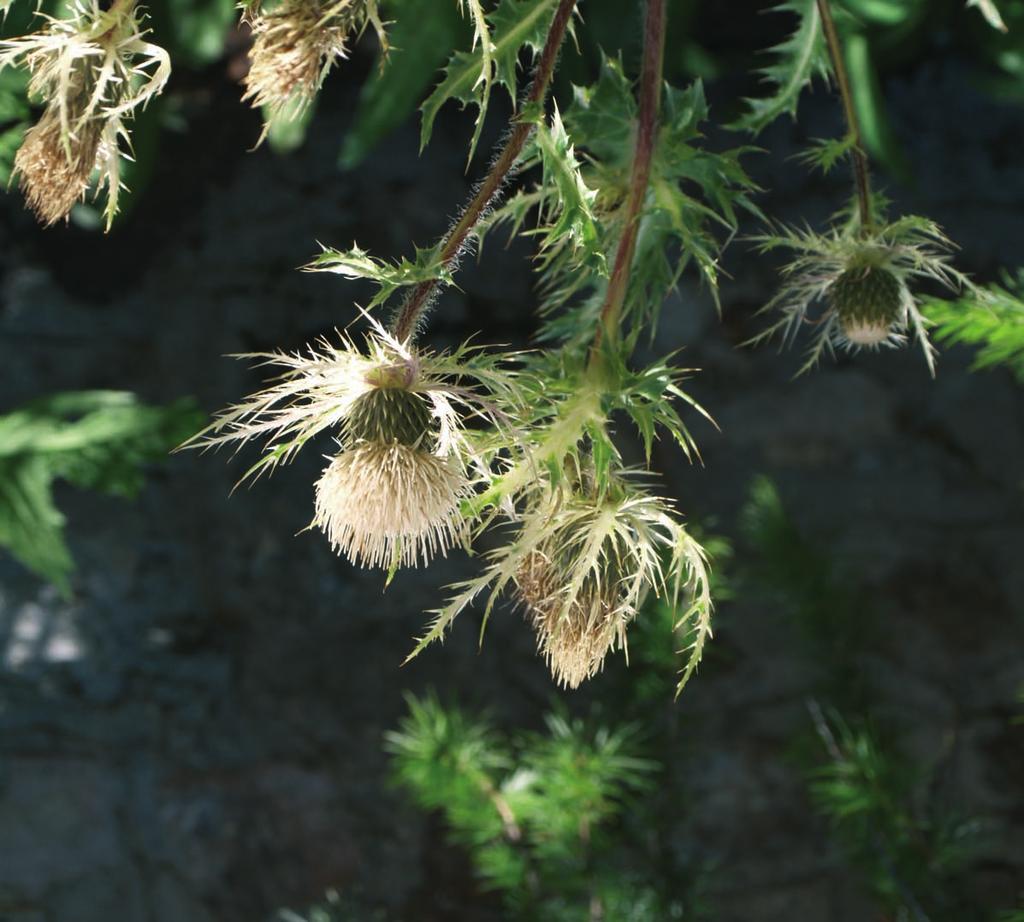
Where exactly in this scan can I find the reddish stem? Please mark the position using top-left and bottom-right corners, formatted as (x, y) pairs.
(392, 0), (579, 343)
(590, 0), (666, 356)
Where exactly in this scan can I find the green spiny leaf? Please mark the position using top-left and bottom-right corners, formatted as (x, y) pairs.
(730, 0), (828, 135)
(525, 104), (605, 272)
(305, 242), (452, 309)
(420, 0), (559, 160)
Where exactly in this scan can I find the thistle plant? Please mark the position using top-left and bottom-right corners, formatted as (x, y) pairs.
(0, 0), (169, 228)
(747, 0), (970, 375)
(3, 0), (1000, 697)
(240, 0), (386, 138)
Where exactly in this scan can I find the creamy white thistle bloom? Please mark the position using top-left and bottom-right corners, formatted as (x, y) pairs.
(184, 319), (514, 570)
(242, 0), (385, 138)
(750, 215), (970, 375)
(0, 0), (170, 228)
(411, 474), (712, 693)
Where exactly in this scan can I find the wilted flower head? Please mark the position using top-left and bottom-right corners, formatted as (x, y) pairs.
(412, 471), (713, 693)
(750, 214), (970, 375)
(183, 317), (515, 569)
(242, 0), (385, 138)
(0, 0), (170, 228)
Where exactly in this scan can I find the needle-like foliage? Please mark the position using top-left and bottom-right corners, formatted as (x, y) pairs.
(925, 270), (1024, 383)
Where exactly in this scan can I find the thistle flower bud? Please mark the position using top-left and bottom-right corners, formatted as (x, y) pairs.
(183, 322), (509, 573)
(751, 216), (968, 375)
(829, 265), (902, 346)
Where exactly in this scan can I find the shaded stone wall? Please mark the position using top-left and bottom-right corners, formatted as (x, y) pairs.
(0, 44), (1022, 922)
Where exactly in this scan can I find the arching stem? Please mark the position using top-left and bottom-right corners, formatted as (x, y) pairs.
(590, 0), (666, 359)
(815, 0), (873, 232)
(392, 0), (579, 343)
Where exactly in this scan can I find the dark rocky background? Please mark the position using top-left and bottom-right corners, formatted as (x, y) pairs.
(0, 3), (1023, 920)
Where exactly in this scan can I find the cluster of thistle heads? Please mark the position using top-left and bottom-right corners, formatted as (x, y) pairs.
(0, 0), (379, 227)
(2, 1), (972, 693)
(185, 317), (711, 692)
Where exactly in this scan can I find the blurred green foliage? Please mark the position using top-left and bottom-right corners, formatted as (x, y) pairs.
(926, 270), (1024, 383)
(387, 692), (682, 921)
(0, 391), (202, 595)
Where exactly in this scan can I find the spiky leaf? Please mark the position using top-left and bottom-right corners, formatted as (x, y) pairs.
(730, 0), (828, 135)
(420, 0), (559, 160)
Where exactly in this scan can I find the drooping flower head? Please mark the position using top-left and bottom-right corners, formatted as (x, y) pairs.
(0, 0), (170, 228)
(749, 212), (971, 375)
(411, 467), (712, 693)
(183, 317), (515, 570)
(241, 0), (385, 138)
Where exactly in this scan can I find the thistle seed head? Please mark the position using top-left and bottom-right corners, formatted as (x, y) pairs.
(0, 1), (171, 228)
(14, 106), (100, 226)
(243, 0), (350, 126)
(313, 442), (467, 569)
(517, 550), (624, 690)
(829, 265), (903, 346)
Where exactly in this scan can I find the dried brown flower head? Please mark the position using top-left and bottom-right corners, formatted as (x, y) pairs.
(0, 1), (170, 228)
(517, 549), (624, 689)
(242, 0), (385, 138)
(14, 105), (101, 226)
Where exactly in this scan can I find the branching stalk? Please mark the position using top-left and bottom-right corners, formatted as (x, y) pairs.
(590, 0), (666, 356)
(392, 0), (579, 343)
(815, 0), (872, 231)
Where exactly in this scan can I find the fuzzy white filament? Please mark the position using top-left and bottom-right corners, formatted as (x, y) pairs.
(314, 443), (466, 569)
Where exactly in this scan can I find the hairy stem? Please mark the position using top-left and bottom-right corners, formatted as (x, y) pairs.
(392, 0), (579, 343)
(590, 0), (666, 356)
(815, 0), (872, 231)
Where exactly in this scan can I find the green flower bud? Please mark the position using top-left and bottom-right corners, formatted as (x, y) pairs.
(345, 385), (432, 447)
(829, 266), (903, 346)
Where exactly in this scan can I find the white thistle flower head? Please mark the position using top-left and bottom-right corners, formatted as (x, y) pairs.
(0, 0), (170, 228)
(750, 214), (971, 376)
(314, 442), (466, 569)
(242, 0), (385, 140)
(413, 473), (713, 694)
(183, 316), (517, 570)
